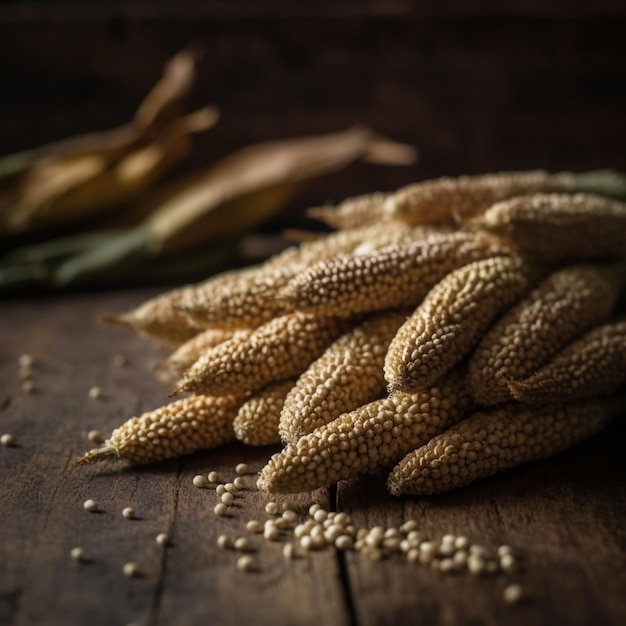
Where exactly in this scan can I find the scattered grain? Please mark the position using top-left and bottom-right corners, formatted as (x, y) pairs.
(123, 562), (140, 578)
(83, 499), (98, 512)
(192, 474), (208, 488)
(503, 584), (524, 604)
(88, 386), (103, 400)
(1, 434), (16, 447)
(70, 547), (87, 562)
(221, 492), (234, 506)
(237, 555), (256, 572)
(214, 503), (228, 517)
(156, 533), (170, 547)
(87, 430), (104, 444)
(265, 501), (279, 515)
(208, 471), (220, 483)
(122, 507), (135, 519)
(22, 380), (35, 393)
(246, 520), (263, 534)
(217, 535), (234, 549)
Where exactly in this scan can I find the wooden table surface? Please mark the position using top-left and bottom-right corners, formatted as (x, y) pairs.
(1, 288), (625, 626)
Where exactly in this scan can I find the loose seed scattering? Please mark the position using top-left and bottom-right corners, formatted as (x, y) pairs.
(156, 533), (171, 547)
(83, 499), (98, 512)
(1, 434), (16, 447)
(76, 169), (626, 603)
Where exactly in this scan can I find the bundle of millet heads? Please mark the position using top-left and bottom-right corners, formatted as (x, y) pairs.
(78, 169), (626, 499)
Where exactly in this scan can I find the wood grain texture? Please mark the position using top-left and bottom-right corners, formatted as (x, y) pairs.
(1, 289), (625, 626)
(0, 291), (347, 626)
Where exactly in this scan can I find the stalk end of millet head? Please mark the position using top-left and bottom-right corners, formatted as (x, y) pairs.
(74, 441), (120, 467)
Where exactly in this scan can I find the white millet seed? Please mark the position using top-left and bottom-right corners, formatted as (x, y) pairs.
(88, 386), (103, 400)
(87, 430), (104, 444)
(233, 477), (245, 489)
(265, 502), (279, 515)
(313, 509), (328, 522)
(500, 554), (517, 572)
(442, 533), (456, 544)
(1, 434), (16, 447)
(155, 533), (170, 547)
(294, 524), (308, 539)
(400, 520), (420, 533)
(214, 503), (228, 517)
(334, 512), (350, 526)
(275, 517), (290, 530)
(335, 535), (354, 551)
(438, 542), (456, 557)
(83, 499), (98, 512)
(246, 520), (263, 534)
(22, 380), (35, 393)
(235, 463), (250, 475)
(470, 544), (489, 558)
(18, 354), (35, 368)
(215, 484), (226, 496)
(122, 507), (135, 519)
(498, 545), (515, 557)
(382, 537), (401, 551)
(503, 584), (524, 604)
(237, 555), (256, 572)
(309, 503), (321, 516)
(407, 548), (420, 564)
(217, 535), (234, 549)
(224, 482), (238, 493)
(283, 543), (295, 559)
(263, 525), (280, 541)
(234, 537), (252, 552)
(439, 558), (457, 574)
(221, 493), (234, 506)
(453, 550), (469, 569)
(70, 547), (87, 562)
(208, 471), (219, 483)
(192, 474), (208, 488)
(467, 555), (487, 576)
(282, 510), (298, 524)
(123, 562), (140, 578)
(399, 540), (411, 553)
(455, 536), (470, 550)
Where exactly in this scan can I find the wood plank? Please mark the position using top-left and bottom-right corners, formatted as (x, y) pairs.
(0, 291), (349, 626)
(337, 417), (626, 626)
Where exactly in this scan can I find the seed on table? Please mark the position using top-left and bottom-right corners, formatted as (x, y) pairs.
(214, 503), (228, 517)
(216, 484), (226, 495)
(87, 430), (104, 444)
(335, 535), (354, 551)
(156, 533), (170, 547)
(217, 535), (233, 549)
(193, 475), (208, 488)
(234, 537), (252, 551)
(283, 543), (295, 559)
(282, 510), (298, 524)
(400, 520), (419, 533)
(313, 509), (327, 522)
(18, 354), (35, 368)
(503, 584), (524, 604)
(235, 463), (250, 475)
(122, 507), (135, 519)
(1, 434), (16, 447)
(309, 503), (321, 516)
(83, 499), (98, 512)
(407, 548), (420, 564)
(22, 380), (35, 393)
(224, 483), (238, 493)
(221, 492), (234, 506)
(467, 555), (486, 576)
(265, 501), (279, 515)
(123, 562), (140, 578)
(498, 545), (515, 557)
(246, 520), (262, 533)
(70, 547), (87, 562)
(500, 554), (517, 572)
(233, 477), (245, 489)
(455, 536), (470, 550)
(208, 471), (220, 483)
(263, 525), (280, 541)
(237, 555), (256, 572)
(88, 386), (103, 400)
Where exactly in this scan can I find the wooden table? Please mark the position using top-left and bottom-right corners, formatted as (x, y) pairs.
(1, 289), (625, 626)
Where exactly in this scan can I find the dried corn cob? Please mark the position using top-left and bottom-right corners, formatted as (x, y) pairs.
(257, 369), (472, 494)
(507, 320), (626, 404)
(384, 256), (534, 393)
(233, 379), (296, 446)
(468, 265), (618, 405)
(166, 328), (251, 375)
(75, 394), (241, 466)
(180, 222), (419, 331)
(387, 400), (610, 496)
(175, 312), (354, 396)
(279, 309), (410, 444)
(279, 232), (513, 318)
(471, 193), (626, 263)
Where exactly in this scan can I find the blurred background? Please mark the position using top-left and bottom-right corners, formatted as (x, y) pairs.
(1, 0), (625, 292)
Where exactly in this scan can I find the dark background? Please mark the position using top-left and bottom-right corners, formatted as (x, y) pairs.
(1, 0), (625, 229)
